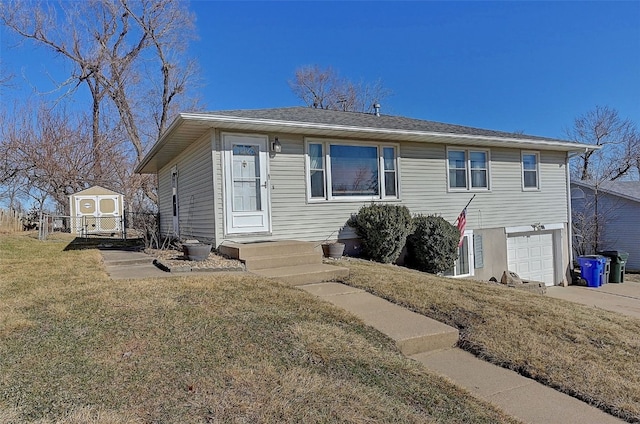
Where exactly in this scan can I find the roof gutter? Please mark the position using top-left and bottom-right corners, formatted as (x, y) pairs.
(178, 113), (595, 151)
(135, 114), (188, 173)
(136, 113), (601, 174)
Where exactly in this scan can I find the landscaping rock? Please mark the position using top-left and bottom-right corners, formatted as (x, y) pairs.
(499, 270), (546, 295)
(501, 270), (523, 286)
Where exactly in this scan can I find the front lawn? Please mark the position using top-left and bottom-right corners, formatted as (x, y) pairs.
(340, 259), (640, 423)
(0, 234), (519, 423)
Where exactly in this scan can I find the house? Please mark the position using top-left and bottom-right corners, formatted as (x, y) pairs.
(136, 107), (595, 286)
(69, 185), (124, 235)
(571, 180), (639, 271)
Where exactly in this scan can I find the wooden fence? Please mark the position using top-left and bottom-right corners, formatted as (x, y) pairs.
(0, 208), (24, 233)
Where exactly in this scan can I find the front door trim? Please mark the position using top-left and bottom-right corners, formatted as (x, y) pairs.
(222, 133), (272, 235)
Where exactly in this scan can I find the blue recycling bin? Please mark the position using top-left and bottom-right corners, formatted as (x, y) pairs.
(578, 256), (605, 287)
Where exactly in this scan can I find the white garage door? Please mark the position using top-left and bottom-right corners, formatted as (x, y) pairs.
(507, 232), (555, 286)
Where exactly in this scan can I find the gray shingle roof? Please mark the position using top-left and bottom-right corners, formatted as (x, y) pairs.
(573, 180), (640, 202)
(199, 107), (568, 143)
(599, 181), (640, 201)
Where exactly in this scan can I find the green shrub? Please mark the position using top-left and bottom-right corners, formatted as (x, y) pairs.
(347, 204), (414, 264)
(406, 214), (460, 273)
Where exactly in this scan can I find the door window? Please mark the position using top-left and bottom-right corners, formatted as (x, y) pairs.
(232, 144), (261, 211)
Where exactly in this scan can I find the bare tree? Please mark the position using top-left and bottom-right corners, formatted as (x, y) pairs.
(0, 0), (199, 188)
(566, 106), (639, 182)
(567, 106), (639, 257)
(289, 65), (391, 113)
(2, 104), (106, 211)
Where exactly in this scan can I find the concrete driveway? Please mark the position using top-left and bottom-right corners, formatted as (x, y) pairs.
(546, 277), (640, 319)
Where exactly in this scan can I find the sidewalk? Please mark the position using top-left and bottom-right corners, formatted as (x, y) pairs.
(100, 248), (182, 280)
(301, 282), (624, 424)
(100, 248), (246, 279)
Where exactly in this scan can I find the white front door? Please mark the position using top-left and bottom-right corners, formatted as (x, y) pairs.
(223, 134), (271, 234)
(507, 232), (555, 286)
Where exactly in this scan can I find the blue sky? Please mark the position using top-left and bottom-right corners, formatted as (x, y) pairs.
(2, 1), (639, 139)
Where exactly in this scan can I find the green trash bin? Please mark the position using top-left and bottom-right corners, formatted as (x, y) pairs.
(598, 250), (629, 283)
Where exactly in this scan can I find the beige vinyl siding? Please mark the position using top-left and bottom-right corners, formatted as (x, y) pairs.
(217, 133), (373, 243)
(157, 131), (215, 242)
(211, 134), (223, 246)
(210, 131), (570, 245)
(157, 169), (173, 236)
(401, 144), (569, 229)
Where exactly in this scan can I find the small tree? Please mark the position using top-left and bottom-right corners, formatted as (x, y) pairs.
(347, 204), (413, 264)
(406, 215), (460, 274)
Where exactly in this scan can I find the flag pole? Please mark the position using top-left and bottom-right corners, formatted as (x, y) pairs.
(463, 194), (476, 211)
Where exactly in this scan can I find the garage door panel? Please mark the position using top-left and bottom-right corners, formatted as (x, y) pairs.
(529, 246), (542, 258)
(507, 232), (555, 286)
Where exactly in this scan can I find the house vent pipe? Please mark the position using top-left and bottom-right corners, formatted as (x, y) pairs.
(373, 103), (381, 116)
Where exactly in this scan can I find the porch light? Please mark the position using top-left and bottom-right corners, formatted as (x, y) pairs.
(272, 137), (282, 153)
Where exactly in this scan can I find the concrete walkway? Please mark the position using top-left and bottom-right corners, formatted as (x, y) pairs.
(301, 282), (624, 424)
(547, 281), (640, 319)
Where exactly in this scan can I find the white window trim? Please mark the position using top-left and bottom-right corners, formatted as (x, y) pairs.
(521, 150), (540, 191)
(305, 138), (400, 202)
(447, 230), (474, 278)
(446, 147), (491, 192)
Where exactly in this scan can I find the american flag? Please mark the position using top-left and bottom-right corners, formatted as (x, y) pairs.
(455, 208), (466, 247)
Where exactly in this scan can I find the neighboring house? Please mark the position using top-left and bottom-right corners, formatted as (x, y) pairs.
(136, 107), (594, 286)
(69, 185), (124, 235)
(571, 180), (639, 271)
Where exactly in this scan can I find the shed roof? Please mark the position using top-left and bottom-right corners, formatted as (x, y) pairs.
(70, 185), (123, 197)
(137, 107), (597, 173)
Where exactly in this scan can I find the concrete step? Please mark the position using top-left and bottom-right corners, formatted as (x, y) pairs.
(243, 251), (321, 271)
(252, 264), (349, 286)
(219, 240), (317, 260)
(300, 282), (459, 355)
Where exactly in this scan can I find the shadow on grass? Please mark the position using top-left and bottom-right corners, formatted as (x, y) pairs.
(63, 236), (145, 251)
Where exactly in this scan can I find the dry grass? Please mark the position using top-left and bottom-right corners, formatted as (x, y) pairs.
(339, 258), (640, 422)
(0, 233), (520, 423)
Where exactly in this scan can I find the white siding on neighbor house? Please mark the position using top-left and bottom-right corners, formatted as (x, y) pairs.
(157, 131), (215, 242)
(573, 187), (640, 271)
(211, 132), (570, 245)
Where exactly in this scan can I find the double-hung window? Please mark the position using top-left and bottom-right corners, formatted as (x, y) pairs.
(306, 140), (399, 201)
(522, 151), (539, 190)
(447, 148), (490, 190)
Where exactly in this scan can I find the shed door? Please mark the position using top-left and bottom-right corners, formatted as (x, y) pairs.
(507, 232), (554, 286)
(223, 134), (271, 234)
(74, 195), (121, 233)
(97, 196), (121, 232)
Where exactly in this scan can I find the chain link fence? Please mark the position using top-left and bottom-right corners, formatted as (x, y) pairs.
(39, 212), (160, 248)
